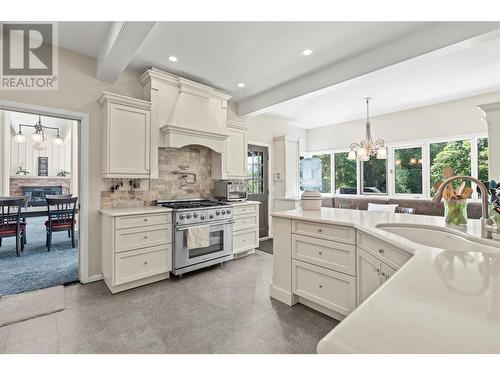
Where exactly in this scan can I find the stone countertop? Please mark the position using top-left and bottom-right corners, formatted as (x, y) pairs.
(100, 206), (172, 217)
(228, 200), (261, 206)
(271, 207), (500, 353)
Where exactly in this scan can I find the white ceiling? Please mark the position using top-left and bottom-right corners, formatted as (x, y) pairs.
(55, 21), (500, 128)
(6, 111), (73, 135)
(258, 35), (500, 128)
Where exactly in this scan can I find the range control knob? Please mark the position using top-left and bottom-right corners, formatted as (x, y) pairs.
(179, 214), (186, 220)
(215, 210), (220, 216)
(209, 214), (214, 219)
(221, 210), (226, 215)
(193, 212), (199, 218)
(200, 215), (206, 220)
(226, 209), (231, 214)
(186, 213), (192, 219)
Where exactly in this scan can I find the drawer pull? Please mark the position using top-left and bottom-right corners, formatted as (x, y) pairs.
(381, 272), (386, 277)
(373, 268), (380, 274)
(318, 251), (323, 255)
(143, 218), (148, 222)
(318, 284), (323, 288)
(144, 261), (148, 265)
(317, 229), (322, 233)
(378, 249), (384, 254)
(144, 235), (148, 239)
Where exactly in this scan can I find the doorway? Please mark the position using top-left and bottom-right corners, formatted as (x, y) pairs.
(247, 144), (269, 238)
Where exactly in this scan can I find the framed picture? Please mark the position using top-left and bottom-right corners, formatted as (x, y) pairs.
(38, 156), (48, 176)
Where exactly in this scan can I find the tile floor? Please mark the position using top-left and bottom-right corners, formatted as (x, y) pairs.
(0, 251), (338, 354)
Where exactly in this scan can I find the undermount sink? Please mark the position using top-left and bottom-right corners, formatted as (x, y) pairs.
(376, 223), (500, 253)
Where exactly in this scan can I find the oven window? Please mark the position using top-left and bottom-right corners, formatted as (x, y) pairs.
(186, 229), (224, 259)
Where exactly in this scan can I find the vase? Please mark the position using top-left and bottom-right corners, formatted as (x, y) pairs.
(444, 200), (467, 226)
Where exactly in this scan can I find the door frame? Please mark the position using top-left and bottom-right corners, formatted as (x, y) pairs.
(0, 99), (91, 283)
(248, 141), (272, 239)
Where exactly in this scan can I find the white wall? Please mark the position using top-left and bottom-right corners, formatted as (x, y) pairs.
(0, 46), (144, 278)
(307, 91), (500, 152)
(0, 112), (4, 195)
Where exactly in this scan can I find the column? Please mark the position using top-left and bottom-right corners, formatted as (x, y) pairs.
(479, 102), (500, 182)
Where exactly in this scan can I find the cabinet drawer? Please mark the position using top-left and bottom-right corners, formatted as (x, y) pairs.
(114, 244), (171, 285)
(115, 225), (171, 253)
(233, 228), (258, 254)
(292, 260), (356, 316)
(292, 234), (356, 276)
(292, 220), (355, 245)
(357, 231), (411, 268)
(115, 213), (171, 230)
(233, 204), (258, 216)
(233, 214), (258, 231)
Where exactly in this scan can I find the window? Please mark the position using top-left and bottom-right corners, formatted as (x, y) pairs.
(312, 154), (331, 193)
(394, 147), (423, 195)
(477, 137), (489, 182)
(246, 149), (264, 194)
(334, 152), (357, 194)
(430, 140), (471, 194)
(362, 156), (387, 194)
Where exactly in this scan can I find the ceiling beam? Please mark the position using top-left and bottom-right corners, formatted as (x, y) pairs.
(237, 22), (500, 116)
(97, 21), (156, 82)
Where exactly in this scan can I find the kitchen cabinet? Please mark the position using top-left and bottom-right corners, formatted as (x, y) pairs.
(98, 92), (153, 178)
(357, 249), (397, 305)
(273, 136), (300, 198)
(212, 120), (248, 179)
(231, 202), (259, 257)
(100, 208), (172, 293)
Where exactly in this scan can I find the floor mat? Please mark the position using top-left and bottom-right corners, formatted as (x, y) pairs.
(256, 238), (273, 255)
(0, 285), (65, 326)
(0, 217), (78, 297)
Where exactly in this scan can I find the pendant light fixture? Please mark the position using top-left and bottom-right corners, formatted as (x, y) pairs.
(12, 115), (64, 149)
(347, 97), (387, 161)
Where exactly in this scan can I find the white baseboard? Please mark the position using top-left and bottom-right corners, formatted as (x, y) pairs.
(84, 274), (104, 283)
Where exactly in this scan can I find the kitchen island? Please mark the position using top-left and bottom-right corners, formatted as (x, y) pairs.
(270, 207), (500, 353)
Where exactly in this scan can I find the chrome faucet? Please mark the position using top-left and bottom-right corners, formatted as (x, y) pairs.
(432, 175), (498, 239)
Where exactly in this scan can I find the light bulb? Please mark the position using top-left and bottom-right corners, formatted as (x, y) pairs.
(53, 136), (64, 145)
(376, 146), (387, 159)
(31, 132), (43, 142)
(358, 147), (368, 160)
(13, 132), (26, 143)
(32, 139), (48, 150)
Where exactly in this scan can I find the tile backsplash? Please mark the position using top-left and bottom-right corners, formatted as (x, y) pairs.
(100, 145), (214, 209)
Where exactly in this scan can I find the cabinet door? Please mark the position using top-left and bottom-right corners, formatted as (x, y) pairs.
(225, 127), (247, 178)
(357, 249), (382, 305)
(107, 103), (151, 176)
(380, 263), (397, 285)
(285, 139), (299, 197)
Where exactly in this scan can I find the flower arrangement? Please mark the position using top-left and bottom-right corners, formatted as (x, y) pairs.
(15, 165), (29, 176)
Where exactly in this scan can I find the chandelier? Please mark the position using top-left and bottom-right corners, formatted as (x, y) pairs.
(13, 115), (64, 150)
(347, 97), (387, 161)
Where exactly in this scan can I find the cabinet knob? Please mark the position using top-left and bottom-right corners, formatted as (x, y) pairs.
(318, 284), (323, 288)
(143, 218), (148, 222)
(317, 229), (322, 233)
(144, 261), (148, 265)
(144, 235), (148, 239)
(373, 268), (380, 274)
(381, 272), (386, 277)
(318, 251), (322, 255)
(378, 249), (384, 254)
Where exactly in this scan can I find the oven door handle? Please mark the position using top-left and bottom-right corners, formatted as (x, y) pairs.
(175, 221), (235, 231)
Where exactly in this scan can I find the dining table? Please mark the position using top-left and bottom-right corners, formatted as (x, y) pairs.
(21, 206), (79, 218)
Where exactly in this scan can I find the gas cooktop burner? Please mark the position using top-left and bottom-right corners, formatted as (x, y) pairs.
(157, 199), (228, 210)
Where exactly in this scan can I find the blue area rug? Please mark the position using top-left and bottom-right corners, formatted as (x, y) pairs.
(0, 217), (78, 297)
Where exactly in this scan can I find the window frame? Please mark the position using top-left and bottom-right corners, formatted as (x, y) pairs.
(360, 156), (389, 196)
(306, 131), (487, 200)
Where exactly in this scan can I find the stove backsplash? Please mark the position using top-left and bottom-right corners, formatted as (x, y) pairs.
(101, 145), (214, 209)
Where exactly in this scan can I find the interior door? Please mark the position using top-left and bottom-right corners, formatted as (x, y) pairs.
(247, 144), (269, 238)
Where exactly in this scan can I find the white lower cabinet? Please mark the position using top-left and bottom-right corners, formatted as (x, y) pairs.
(292, 260), (356, 316)
(232, 203), (259, 257)
(101, 210), (172, 293)
(357, 249), (398, 305)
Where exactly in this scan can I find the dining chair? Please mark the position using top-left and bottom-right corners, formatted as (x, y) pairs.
(396, 207), (416, 214)
(46, 194), (73, 238)
(0, 197), (26, 257)
(45, 197), (78, 252)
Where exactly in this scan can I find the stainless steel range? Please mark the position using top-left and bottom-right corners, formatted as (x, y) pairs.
(157, 199), (233, 275)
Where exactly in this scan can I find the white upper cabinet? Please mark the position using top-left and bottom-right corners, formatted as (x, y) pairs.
(273, 136), (300, 198)
(99, 92), (152, 178)
(225, 121), (248, 178)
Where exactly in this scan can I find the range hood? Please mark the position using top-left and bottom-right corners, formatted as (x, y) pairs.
(140, 68), (231, 154)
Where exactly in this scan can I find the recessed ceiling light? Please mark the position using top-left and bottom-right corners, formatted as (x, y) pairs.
(168, 56), (178, 62)
(237, 83), (245, 88)
(302, 49), (313, 56)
